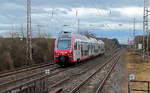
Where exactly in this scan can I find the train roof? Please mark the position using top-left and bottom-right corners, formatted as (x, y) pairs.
(73, 34), (99, 43)
(59, 31), (72, 38)
(88, 37), (98, 43)
(73, 34), (89, 42)
(58, 31), (99, 43)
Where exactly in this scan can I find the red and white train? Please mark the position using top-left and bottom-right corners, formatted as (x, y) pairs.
(54, 32), (105, 66)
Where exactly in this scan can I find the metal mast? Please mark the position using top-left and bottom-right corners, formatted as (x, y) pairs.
(76, 10), (80, 34)
(37, 24), (42, 38)
(133, 18), (136, 49)
(78, 19), (80, 34)
(146, 0), (149, 55)
(26, 0), (32, 64)
(133, 18), (136, 38)
(143, 0), (149, 56)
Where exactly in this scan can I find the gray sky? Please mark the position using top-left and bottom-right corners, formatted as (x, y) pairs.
(0, 0), (145, 44)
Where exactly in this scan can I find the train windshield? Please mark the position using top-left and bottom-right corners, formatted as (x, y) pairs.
(57, 39), (71, 50)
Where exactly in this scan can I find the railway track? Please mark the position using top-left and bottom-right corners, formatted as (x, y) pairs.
(1, 60), (98, 93)
(0, 63), (54, 78)
(0, 66), (58, 87)
(68, 50), (121, 93)
(0, 63), (59, 92)
(1, 57), (99, 93)
(48, 57), (104, 90)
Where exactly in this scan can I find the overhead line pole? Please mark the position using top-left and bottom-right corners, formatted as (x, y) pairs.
(26, 0), (32, 64)
(133, 18), (136, 38)
(143, 0), (147, 57)
(78, 19), (80, 34)
(143, 0), (150, 56)
(146, 0), (149, 55)
(37, 24), (42, 38)
(76, 10), (80, 34)
(133, 18), (136, 49)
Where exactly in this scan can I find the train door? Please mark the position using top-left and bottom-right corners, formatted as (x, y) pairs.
(73, 42), (81, 61)
(99, 44), (102, 54)
(90, 43), (92, 56)
(81, 43), (84, 57)
(92, 44), (94, 56)
(74, 42), (78, 61)
(78, 42), (81, 60)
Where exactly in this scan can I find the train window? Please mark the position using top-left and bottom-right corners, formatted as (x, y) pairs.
(95, 44), (98, 50)
(98, 45), (101, 49)
(74, 42), (77, 50)
(88, 45), (89, 49)
(57, 40), (71, 50)
(83, 42), (88, 50)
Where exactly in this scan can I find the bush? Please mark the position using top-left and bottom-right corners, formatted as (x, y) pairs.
(0, 38), (55, 71)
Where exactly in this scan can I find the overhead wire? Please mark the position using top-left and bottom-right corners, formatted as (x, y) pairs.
(89, 0), (113, 31)
(47, 8), (65, 36)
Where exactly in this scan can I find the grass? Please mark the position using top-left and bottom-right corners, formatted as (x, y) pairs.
(125, 51), (150, 93)
(128, 52), (140, 56)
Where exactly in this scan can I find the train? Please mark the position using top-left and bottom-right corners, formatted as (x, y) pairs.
(54, 31), (105, 66)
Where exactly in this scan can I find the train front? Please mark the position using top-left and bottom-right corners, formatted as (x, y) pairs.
(54, 32), (74, 66)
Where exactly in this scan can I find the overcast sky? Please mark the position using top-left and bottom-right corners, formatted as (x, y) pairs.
(0, 0), (145, 44)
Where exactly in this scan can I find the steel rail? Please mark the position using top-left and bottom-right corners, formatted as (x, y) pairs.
(48, 59), (102, 91)
(0, 63), (54, 78)
(69, 50), (120, 93)
(2, 68), (68, 93)
(95, 54), (120, 93)
(0, 66), (58, 88)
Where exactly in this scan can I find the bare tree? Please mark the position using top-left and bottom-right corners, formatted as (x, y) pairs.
(20, 24), (25, 39)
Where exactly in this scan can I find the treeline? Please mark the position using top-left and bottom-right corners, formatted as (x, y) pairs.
(134, 36), (150, 51)
(97, 38), (120, 51)
(0, 38), (55, 71)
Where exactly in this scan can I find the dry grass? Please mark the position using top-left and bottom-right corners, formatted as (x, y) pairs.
(125, 51), (150, 93)
(126, 52), (150, 80)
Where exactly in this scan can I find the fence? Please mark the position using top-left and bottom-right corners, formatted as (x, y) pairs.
(129, 80), (150, 93)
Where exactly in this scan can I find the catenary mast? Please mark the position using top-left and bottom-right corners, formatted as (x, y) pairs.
(26, 0), (32, 64)
(143, 0), (149, 56)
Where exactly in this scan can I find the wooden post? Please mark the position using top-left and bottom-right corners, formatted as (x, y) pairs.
(148, 82), (149, 93)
